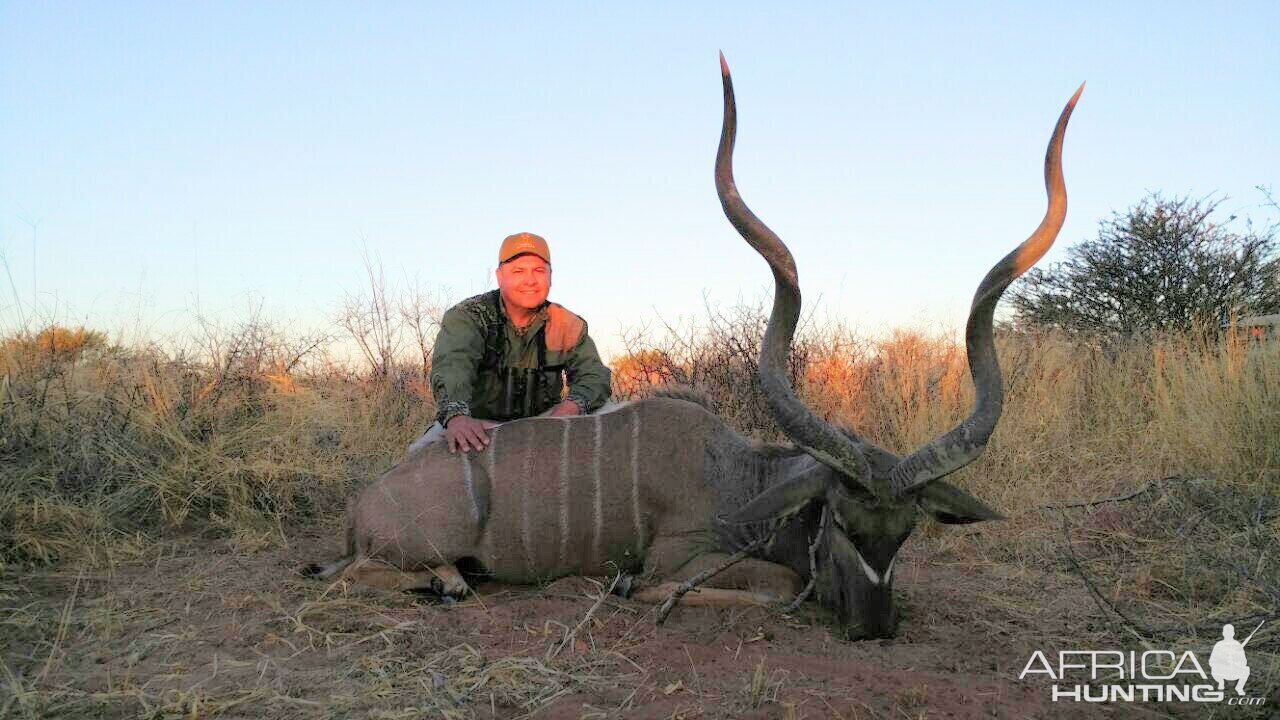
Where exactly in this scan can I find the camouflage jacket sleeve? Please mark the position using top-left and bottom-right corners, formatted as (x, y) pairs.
(429, 305), (485, 426)
(562, 322), (612, 413)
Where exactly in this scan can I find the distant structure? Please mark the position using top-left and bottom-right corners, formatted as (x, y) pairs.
(1228, 314), (1280, 344)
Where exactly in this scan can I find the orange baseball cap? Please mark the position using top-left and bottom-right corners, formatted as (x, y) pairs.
(498, 232), (551, 264)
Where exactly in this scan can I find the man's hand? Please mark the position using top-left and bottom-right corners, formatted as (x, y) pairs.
(444, 416), (499, 453)
(547, 399), (582, 418)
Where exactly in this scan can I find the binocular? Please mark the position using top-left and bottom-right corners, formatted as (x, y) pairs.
(498, 366), (560, 420)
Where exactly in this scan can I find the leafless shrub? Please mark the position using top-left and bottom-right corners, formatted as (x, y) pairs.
(615, 298), (837, 439)
(337, 252), (405, 379)
(399, 282), (445, 382)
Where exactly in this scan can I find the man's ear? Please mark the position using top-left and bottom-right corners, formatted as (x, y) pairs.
(918, 480), (1005, 524)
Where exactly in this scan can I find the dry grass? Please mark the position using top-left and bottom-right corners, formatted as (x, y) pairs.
(0, 548), (659, 719)
(0, 318), (431, 566)
(1, 310), (1277, 717)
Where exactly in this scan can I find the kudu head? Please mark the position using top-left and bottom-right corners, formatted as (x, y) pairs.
(715, 53), (1082, 639)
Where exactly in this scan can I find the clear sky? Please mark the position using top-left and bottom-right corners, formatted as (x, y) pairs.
(2, 2), (1277, 360)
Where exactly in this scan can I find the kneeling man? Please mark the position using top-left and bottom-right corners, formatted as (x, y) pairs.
(411, 232), (612, 454)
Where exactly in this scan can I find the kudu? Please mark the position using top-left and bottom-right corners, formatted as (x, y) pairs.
(306, 56), (1082, 639)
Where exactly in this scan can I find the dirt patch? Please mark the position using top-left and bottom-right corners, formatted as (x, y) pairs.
(0, 528), (1205, 719)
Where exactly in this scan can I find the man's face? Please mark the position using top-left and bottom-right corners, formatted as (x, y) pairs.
(496, 254), (552, 314)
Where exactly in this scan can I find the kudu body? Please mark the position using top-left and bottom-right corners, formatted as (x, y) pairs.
(316, 398), (822, 603)
(308, 57), (1082, 638)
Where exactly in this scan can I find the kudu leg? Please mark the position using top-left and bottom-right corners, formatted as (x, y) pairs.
(340, 559), (470, 598)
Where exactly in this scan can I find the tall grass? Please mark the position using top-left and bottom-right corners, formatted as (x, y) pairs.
(0, 320), (433, 565)
(615, 313), (1277, 501)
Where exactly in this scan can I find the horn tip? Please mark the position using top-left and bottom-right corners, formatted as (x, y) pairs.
(719, 51), (730, 77)
(1068, 82), (1085, 107)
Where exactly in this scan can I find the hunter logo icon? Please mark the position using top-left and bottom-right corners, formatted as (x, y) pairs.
(1210, 621), (1262, 696)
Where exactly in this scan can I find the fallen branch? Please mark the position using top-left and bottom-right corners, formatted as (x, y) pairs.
(1166, 497), (1280, 608)
(655, 505), (817, 625)
(655, 535), (772, 626)
(1054, 477), (1278, 641)
(549, 572), (622, 658)
(778, 507), (828, 615)
(1057, 509), (1153, 639)
(1042, 475), (1192, 511)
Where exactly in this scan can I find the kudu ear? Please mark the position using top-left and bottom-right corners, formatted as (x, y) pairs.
(918, 480), (1005, 524)
(723, 466), (830, 525)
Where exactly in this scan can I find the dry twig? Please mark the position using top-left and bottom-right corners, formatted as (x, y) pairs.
(779, 506), (828, 615)
(1057, 509), (1154, 639)
(655, 536), (772, 626)
(1041, 475), (1191, 511)
(655, 508), (811, 625)
(548, 573), (621, 658)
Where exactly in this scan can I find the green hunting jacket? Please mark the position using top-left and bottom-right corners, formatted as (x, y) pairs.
(430, 290), (612, 427)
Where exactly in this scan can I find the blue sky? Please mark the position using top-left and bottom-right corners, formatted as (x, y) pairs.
(2, 2), (1277, 359)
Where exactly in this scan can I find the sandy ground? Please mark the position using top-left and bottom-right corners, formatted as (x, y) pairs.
(0, 527), (1223, 719)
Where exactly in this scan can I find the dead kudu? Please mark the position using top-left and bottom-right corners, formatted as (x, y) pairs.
(306, 58), (1083, 639)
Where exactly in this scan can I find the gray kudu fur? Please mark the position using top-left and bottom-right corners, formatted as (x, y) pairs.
(305, 55), (1083, 639)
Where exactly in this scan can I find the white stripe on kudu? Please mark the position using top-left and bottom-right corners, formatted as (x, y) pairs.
(631, 409), (642, 554)
(558, 420), (570, 569)
(592, 414), (603, 564)
(461, 453), (478, 521)
(520, 430), (535, 574)
(485, 430), (497, 488)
